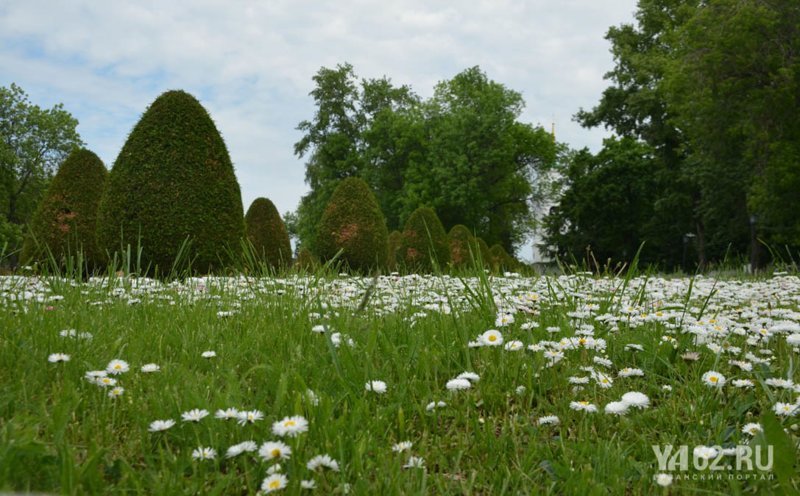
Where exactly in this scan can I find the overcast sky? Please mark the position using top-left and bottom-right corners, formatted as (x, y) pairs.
(0, 0), (638, 259)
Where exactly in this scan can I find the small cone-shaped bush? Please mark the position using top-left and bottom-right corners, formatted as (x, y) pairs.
(245, 197), (291, 270)
(448, 224), (475, 269)
(317, 177), (388, 272)
(22, 148), (107, 267)
(401, 206), (449, 272)
(475, 237), (492, 269)
(387, 230), (403, 272)
(96, 90), (245, 273)
(490, 243), (518, 272)
(294, 246), (318, 272)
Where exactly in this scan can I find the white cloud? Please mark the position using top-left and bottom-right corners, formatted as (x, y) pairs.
(0, 0), (637, 257)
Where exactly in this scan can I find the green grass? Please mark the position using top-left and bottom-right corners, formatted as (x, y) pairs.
(0, 272), (798, 494)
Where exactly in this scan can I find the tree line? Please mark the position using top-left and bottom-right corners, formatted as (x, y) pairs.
(2, 0), (798, 272)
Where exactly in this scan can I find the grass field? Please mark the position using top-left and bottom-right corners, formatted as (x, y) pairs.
(1, 270), (799, 494)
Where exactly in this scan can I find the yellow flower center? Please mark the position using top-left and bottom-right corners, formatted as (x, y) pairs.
(271, 449), (281, 458)
(269, 480), (281, 489)
(710, 376), (718, 383)
(488, 335), (497, 342)
(285, 420), (296, 427)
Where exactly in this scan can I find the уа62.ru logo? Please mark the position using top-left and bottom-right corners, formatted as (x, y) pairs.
(653, 444), (773, 472)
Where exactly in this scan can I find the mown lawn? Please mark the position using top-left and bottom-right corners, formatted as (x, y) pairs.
(1, 272), (798, 494)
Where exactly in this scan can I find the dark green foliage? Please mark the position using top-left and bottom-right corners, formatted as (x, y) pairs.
(21, 149), (107, 266)
(401, 207), (449, 272)
(316, 177), (388, 272)
(387, 230), (403, 271)
(543, 138), (660, 267)
(293, 64), (557, 254)
(475, 237), (492, 269)
(1, 84), (83, 226)
(448, 224), (475, 269)
(96, 90), (245, 273)
(245, 198), (291, 270)
(294, 247), (318, 272)
(489, 243), (518, 273)
(0, 216), (22, 261)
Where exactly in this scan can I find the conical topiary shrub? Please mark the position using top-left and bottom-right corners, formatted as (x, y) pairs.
(401, 206), (449, 272)
(96, 90), (245, 273)
(245, 197), (291, 270)
(21, 148), (107, 267)
(490, 243), (518, 273)
(317, 177), (388, 272)
(448, 224), (475, 269)
(294, 246), (318, 272)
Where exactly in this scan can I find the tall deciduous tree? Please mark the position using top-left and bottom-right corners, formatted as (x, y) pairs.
(0, 84), (82, 225)
(575, 0), (701, 267)
(294, 64), (556, 255)
(666, 0), (800, 256)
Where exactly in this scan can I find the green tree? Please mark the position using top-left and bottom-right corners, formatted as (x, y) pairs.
(245, 198), (292, 270)
(294, 63), (418, 253)
(448, 224), (475, 269)
(0, 84), (82, 225)
(21, 148), (107, 267)
(96, 90), (245, 274)
(576, 0), (700, 267)
(403, 67), (557, 252)
(666, 0), (800, 259)
(293, 64), (557, 256)
(400, 206), (449, 272)
(316, 177), (388, 272)
(543, 138), (659, 267)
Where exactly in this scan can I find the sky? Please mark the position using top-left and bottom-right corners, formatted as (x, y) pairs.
(0, 0), (638, 260)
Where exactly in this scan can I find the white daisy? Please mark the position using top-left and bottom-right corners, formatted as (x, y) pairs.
(215, 408), (239, 420)
(403, 456), (425, 469)
(392, 441), (413, 452)
(537, 415), (560, 426)
(140, 363), (160, 373)
(236, 409), (264, 425)
(201, 351), (216, 359)
(569, 401), (598, 413)
(365, 380), (388, 394)
(307, 454), (340, 471)
(106, 359), (129, 375)
(191, 446), (217, 460)
(107, 386), (125, 398)
(604, 401), (630, 415)
(446, 378), (471, 391)
(181, 409), (209, 422)
(261, 473), (288, 493)
(148, 419), (176, 432)
(48, 353), (70, 363)
(456, 372), (480, 382)
(741, 423), (762, 436)
(271, 416), (309, 437)
(259, 441), (292, 461)
(479, 329), (504, 346)
(620, 391), (650, 409)
(701, 371), (726, 388)
(226, 441), (257, 458)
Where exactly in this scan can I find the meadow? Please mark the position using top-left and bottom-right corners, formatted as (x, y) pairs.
(1, 269), (799, 495)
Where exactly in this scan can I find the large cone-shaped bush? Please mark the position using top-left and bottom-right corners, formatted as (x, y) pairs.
(245, 197), (291, 269)
(490, 243), (519, 272)
(448, 224), (476, 269)
(96, 90), (245, 273)
(22, 148), (107, 266)
(317, 177), (388, 272)
(401, 206), (449, 272)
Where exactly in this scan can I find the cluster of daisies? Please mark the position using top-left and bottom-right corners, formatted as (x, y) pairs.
(150, 411), (339, 492)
